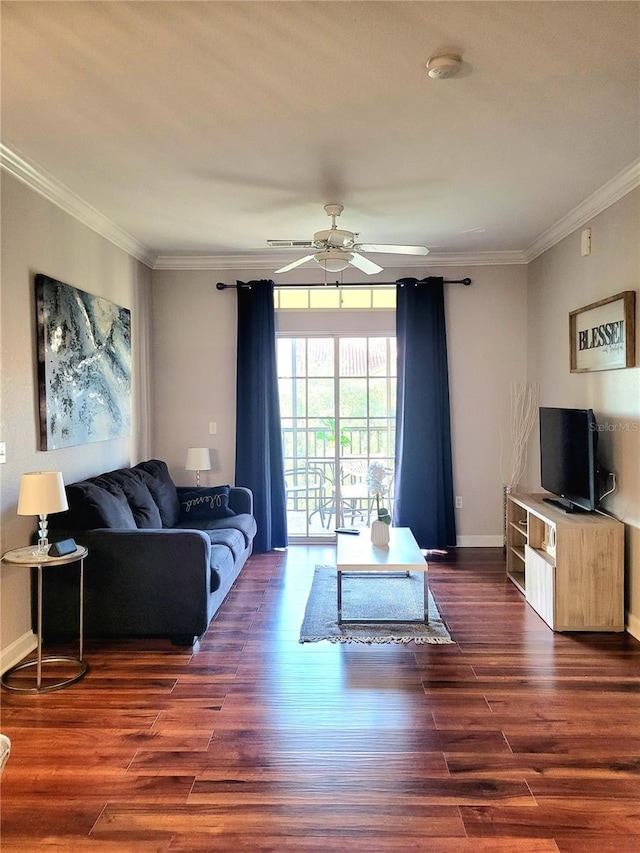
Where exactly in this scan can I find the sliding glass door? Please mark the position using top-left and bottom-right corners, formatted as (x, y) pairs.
(277, 336), (396, 540)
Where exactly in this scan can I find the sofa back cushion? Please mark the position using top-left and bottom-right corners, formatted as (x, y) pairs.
(60, 481), (137, 530)
(133, 460), (181, 527)
(95, 470), (162, 529)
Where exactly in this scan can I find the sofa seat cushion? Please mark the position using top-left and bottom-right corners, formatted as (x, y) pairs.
(174, 513), (257, 549)
(95, 470), (162, 529)
(59, 481), (137, 530)
(133, 460), (181, 527)
(209, 545), (235, 593)
(199, 527), (246, 562)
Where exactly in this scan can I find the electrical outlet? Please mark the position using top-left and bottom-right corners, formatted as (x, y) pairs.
(455, 496), (463, 509)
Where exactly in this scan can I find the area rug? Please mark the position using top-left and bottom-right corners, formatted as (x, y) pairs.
(299, 566), (454, 644)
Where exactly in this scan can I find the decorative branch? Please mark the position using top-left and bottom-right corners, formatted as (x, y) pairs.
(504, 382), (539, 489)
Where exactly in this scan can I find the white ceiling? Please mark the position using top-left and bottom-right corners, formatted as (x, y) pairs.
(1, 1), (639, 270)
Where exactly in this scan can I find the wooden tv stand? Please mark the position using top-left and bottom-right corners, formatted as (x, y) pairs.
(506, 493), (624, 632)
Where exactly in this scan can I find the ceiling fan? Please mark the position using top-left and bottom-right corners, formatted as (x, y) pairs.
(268, 203), (429, 275)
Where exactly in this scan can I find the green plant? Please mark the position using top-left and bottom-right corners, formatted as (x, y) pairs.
(315, 418), (352, 448)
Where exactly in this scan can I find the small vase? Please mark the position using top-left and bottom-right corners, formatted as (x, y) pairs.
(370, 519), (390, 547)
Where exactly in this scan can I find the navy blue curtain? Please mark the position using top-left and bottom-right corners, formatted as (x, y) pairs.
(235, 280), (287, 552)
(393, 277), (456, 549)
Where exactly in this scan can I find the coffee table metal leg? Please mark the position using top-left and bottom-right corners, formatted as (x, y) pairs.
(424, 570), (429, 624)
(337, 570), (343, 624)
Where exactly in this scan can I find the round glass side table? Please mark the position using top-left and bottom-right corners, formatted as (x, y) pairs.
(1, 544), (89, 693)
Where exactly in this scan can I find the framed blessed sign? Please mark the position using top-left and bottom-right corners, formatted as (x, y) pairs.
(35, 274), (132, 449)
(569, 290), (636, 373)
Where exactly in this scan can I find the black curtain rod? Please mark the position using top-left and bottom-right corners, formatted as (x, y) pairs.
(216, 278), (471, 290)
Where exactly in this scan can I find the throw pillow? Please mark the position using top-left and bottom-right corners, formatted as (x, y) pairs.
(133, 460), (181, 527)
(179, 486), (236, 521)
(59, 481), (137, 530)
(95, 471), (162, 529)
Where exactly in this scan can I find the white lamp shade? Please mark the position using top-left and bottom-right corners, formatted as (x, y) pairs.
(185, 447), (212, 472)
(17, 471), (68, 516)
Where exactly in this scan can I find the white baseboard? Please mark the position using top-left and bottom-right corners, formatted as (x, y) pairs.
(456, 535), (505, 547)
(626, 611), (640, 641)
(1, 631), (37, 675)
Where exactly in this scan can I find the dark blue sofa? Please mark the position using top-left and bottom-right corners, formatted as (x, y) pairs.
(38, 460), (257, 645)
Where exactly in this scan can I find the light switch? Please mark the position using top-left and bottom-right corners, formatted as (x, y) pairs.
(209, 422), (217, 435)
(0, 442), (6, 464)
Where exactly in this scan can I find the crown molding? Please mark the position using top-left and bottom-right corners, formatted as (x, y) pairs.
(524, 157), (640, 262)
(419, 251), (528, 267)
(0, 142), (156, 267)
(153, 253), (279, 271)
(152, 249), (528, 270)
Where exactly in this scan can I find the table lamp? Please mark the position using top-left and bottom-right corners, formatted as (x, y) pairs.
(185, 447), (211, 486)
(17, 471), (69, 554)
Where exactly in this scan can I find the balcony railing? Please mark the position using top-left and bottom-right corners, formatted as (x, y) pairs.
(283, 425), (395, 535)
(283, 424), (394, 462)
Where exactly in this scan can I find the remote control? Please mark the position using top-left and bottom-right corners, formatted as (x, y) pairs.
(335, 528), (360, 535)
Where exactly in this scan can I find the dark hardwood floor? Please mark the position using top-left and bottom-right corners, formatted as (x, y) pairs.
(2, 545), (640, 852)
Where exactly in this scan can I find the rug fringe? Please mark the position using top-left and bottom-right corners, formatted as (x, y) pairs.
(300, 635), (455, 645)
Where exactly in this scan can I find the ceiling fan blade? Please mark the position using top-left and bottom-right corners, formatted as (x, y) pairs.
(356, 243), (430, 256)
(274, 254), (316, 274)
(348, 252), (384, 275)
(267, 240), (314, 249)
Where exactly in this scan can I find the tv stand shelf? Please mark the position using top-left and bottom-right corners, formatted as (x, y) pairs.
(506, 493), (624, 632)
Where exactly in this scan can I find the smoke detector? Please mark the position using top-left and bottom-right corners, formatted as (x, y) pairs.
(426, 53), (462, 79)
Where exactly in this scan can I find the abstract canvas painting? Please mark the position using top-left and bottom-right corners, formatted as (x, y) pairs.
(35, 274), (131, 450)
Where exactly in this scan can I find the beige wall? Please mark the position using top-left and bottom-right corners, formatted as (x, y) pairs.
(444, 265), (529, 542)
(151, 269), (240, 487)
(151, 264), (529, 545)
(525, 188), (640, 637)
(0, 173), (152, 670)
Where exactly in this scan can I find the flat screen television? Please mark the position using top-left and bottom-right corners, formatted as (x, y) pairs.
(539, 407), (598, 512)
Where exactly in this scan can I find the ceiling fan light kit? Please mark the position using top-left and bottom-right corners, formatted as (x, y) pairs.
(271, 203), (430, 276)
(314, 250), (352, 273)
(426, 53), (462, 79)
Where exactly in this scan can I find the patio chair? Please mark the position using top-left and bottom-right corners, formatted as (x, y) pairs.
(285, 466), (333, 528)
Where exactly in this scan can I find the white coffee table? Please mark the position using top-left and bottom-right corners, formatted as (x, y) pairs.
(336, 527), (428, 624)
